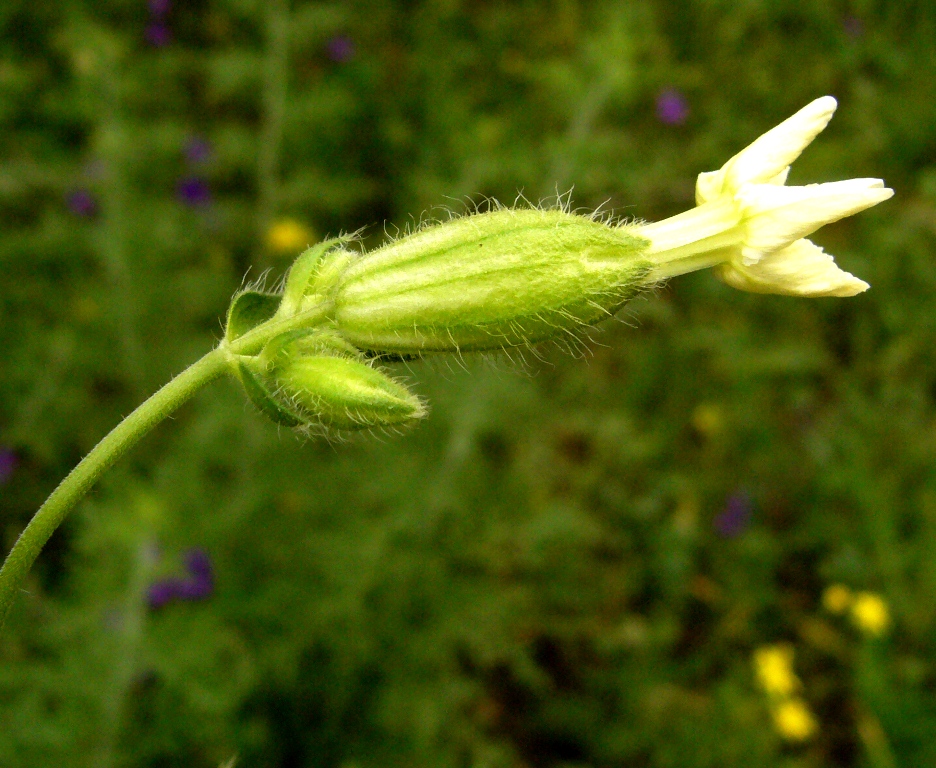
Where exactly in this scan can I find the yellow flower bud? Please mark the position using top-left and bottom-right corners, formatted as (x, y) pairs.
(772, 698), (818, 741)
(753, 644), (801, 698)
(267, 218), (313, 254)
(851, 592), (891, 637)
(822, 584), (853, 615)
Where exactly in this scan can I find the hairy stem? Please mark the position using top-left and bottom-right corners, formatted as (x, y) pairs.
(0, 350), (227, 629)
(0, 301), (331, 631)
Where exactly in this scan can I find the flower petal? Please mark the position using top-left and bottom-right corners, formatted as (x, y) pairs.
(738, 179), (893, 255)
(715, 238), (869, 297)
(695, 97), (837, 204)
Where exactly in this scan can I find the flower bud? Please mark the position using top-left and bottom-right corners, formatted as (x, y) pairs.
(277, 354), (426, 431)
(237, 330), (426, 432)
(331, 208), (652, 354)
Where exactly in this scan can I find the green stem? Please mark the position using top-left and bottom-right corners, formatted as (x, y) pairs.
(0, 301), (331, 631)
(0, 350), (226, 629)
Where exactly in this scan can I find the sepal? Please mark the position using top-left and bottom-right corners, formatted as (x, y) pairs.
(225, 291), (282, 342)
(236, 361), (304, 427)
(278, 237), (356, 318)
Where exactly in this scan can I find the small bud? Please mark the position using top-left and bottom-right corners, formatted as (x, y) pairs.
(237, 330), (426, 432)
(331, 208), (651, 354)
(278, 354), (426, 431)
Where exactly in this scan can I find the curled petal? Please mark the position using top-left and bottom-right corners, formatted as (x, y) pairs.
(738, 179), (894, 256)
(716, 238), (869, 297)
(695, 97), (837, 204)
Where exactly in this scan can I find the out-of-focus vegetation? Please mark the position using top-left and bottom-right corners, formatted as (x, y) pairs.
(1, 1), (935, 766)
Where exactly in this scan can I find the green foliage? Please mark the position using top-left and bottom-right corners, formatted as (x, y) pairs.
(2, 0), (936, 766)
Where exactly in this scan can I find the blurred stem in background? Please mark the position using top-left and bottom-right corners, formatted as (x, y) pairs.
(256, 0), (291, 264)
(0, 348), (228, 630)
(95, 513), (160, 768)
(86, 30), (150, 763)
(95, 46), (146, 395)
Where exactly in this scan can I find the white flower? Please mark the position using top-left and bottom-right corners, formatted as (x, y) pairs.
(640, 97), (894, 297)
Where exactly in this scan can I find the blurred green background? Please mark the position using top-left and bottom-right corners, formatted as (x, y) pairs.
(1, 1), (935, 766)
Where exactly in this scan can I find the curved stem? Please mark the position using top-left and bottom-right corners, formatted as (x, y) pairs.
(0, 299), (332, 631)
(0, 348), (228, 630)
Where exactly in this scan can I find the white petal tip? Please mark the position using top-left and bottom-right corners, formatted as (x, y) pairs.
(808, 96), (838, 117)
(716, 239), (871, 298)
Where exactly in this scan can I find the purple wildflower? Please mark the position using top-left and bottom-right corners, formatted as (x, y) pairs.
(146, 22), (172, 48)
(67, 189), (97, 217)
(148, 548), (214, 609)
(177, 176), (211, 207)
(185, 548), (211, 576)
(714, 490), (752, 538)
(843, 15), (864, 38)
(656, 89), (689, 126)
(148, 579), (183, 608)
(175, 578), (213, 600)
(326, 35), (355, 63)
(149, 0), (171, 16)
(184, 136), (212, 166)
(0, 446), (18, 484)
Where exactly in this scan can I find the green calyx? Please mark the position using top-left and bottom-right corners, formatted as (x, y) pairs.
(331, 208), (652, 354)
(222, 206), (655, 434)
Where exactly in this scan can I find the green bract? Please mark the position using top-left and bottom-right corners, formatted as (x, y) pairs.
(331, 208), (652, 354)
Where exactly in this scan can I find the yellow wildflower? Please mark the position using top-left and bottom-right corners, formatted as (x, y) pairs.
(822, 584), (853, 615)
(753, 644), (801, 698)
(772, 698), (818, 741)
(851, 592), (891, 637)
(267, 218), (313, 254)
(691, 403), (724, 437)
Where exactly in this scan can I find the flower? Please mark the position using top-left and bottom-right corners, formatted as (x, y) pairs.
(822, 583), (853, 614)
(148, 548), (213, 609)
(267, 218), (313, 254)
(772, 698), (818, 741)
(177, 176), (211, 207)
(851, 591), (890, 637)
(146, 22), (172, 48)
(67, 189), (97, 217)
(656, 89), (689, 125)
(754, 644), (801, 698)
(714, 490), (751, 538)
(0, 446), (18, 485)
(638, 96), (893, 296)
(326, 35), (355, 63)
(256, 99), (889, 363)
